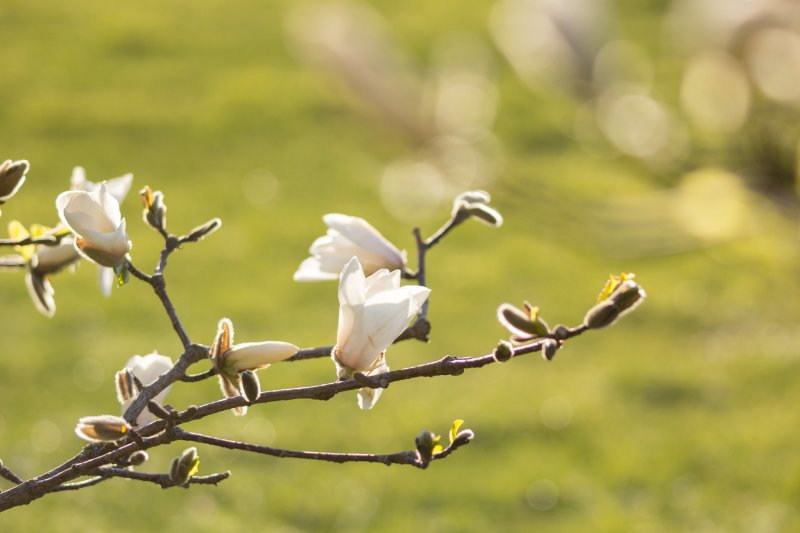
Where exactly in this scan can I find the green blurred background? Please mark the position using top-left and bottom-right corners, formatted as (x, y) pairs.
(2, 0), (800, 531)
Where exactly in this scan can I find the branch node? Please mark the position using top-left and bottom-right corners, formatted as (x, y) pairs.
(352, 372), (381, 389)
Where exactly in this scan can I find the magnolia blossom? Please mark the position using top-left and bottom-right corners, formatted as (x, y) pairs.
(117, 352), (173, 427)
(56, 183), (131, 267)
(333, 257), (430, 409)
(71, 167), (134, 295)
(3, 221), (79, 317)
(294, 214), (407, 281)
(210, 318), (299, 415)
(25, 237), (79, 317)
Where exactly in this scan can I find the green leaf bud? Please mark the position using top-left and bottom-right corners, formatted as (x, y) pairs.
(415, 429), (437, 464)
(493, 340), (514, 363)
(128, 450), (149, 466)
(542, 339), (559, 361)
(497, 304), (550, 339)
(170, 447), (200, 486)
(610, 279), (646, 314)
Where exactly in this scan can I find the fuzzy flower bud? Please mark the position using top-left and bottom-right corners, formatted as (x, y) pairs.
(0, 159), (29, 204)
(451, 190), (503, 227)
(169, 447), (200, 486)
(75, 415), (131, 442)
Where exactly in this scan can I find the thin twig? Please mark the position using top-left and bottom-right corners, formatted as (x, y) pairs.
(0, 233), (68, 248)
(0, 462), (24, 485)
(89, 467), (230, 488)
(51, 476), (109, 492)
(174, 428), (424, 467)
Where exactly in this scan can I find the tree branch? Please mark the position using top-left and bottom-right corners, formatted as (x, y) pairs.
(0, 233), (68, 248)
(174, 428), (425, 467)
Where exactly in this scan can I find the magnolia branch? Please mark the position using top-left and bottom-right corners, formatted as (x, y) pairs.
(174, 428), (425, 467)
(0, 233), (68, 248)
(0, 324), (588, 512)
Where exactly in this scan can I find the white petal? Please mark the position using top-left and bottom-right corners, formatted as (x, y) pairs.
(98, 266), (115, 297)
(104, 174), (134, 203)
(363, 268), (400, 299)
(70, 166), (88, 190)
(293, 257), (338, 281)
(337, 257), (366, 308)
(357, 360), (390, 410)
(93, 183), (122, 227)
(225, 341), (299, 370)
(323, 214), (405, 269)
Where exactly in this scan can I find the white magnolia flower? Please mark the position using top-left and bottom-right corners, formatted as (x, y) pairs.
(3, 221), (80, 317)
(117, 352), (174, 428)
(333, 257), (430, 409)
(210, 318), (299, 416)
(71, 167), (134, 295)
(25, 237), (80, 317)
(294, 214), (407, 281)
(56, 183), (131, 267)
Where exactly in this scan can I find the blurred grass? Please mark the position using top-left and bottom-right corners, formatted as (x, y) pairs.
(2, 0), (800, 531)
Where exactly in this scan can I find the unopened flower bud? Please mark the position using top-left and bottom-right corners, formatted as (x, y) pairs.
(497, 303), (550, 339)
(187, 218), (222, 241)
(241, 370), (261, 403)
(610, 279), (646, 314)
(115, 368), (139, 403)
(493, 340), (514, 363)
(541, 339), (559, 361)
(75, 415), (131, 442)
(170, 447), (200, 486)
(451, 190), (503, 227)
(583, 300), (620, 329)
(0, 159), (29, 203)
(415, 429), (437, 464)
(465, 204), (503, 227)
(140, 186), (167, 231)
(128, 450), (149, 466)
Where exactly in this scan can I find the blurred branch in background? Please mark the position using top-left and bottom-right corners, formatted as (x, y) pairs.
(287, 1), (503, 223)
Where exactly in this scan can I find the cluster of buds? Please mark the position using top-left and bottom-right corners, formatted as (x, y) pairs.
(169, 447), (200, 487)
(415, 420), (474, 468)
(584, 273), (647, 329)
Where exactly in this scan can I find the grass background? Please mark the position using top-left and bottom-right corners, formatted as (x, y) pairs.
(2, 1), (800, 531)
